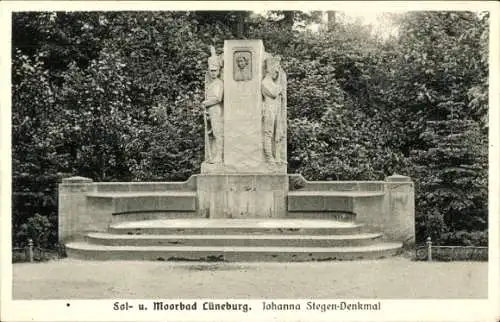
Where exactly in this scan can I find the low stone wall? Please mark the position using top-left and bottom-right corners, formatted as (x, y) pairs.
(289, 174), (385, 192)
(87, 192), (197, 214)
(111, 211), (201, 223)
(58, 177), (199, 242)
(59, 174), (415, 245)
(287, 191), (385, 212)
(383, 175), (415, 246)
(59, 174), (290, 241)
(59, 177), (95, 242)
(287, 174), (415, 245)
(92, 177), (197, 193)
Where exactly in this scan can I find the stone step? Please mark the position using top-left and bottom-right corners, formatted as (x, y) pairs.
(65, 242), (403, 262)
(107, 219), (364, 235)
(86, 232), (383, 247)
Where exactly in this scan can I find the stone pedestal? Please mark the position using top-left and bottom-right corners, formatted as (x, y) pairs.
(384, 174), (415, 245)
(58, 176), (94, 243)
(223, 40), (265, 172)
(197, 174), (288, 218)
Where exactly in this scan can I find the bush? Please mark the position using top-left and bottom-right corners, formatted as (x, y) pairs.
(440, 230), (488, 247)
(16, 213), (53, 249)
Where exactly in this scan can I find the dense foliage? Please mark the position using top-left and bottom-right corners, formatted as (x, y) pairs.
(390, 12), (489, 246)
(12, 11), (488, 249)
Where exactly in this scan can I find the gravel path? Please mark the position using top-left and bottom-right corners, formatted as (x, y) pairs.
(12, 258), (487, 299)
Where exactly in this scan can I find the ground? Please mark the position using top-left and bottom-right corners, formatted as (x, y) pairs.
(12, 257), (487, 299)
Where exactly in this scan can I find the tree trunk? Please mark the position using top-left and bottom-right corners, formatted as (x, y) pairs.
(236, 11), (245, 38)
(327, 11), (336, 31)
(283, 11), (295, 30)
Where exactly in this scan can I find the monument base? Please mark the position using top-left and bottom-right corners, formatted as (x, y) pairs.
(59, 174), (413, 261)
(201, 161), (287, 174)
(200, 162), (226, 174)
(197, 174), (288, 218)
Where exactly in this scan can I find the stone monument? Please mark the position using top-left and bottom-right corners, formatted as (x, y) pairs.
(59, 39), (415, 262)
(201, 40), (286, 174)
(197, 40), (289, 219)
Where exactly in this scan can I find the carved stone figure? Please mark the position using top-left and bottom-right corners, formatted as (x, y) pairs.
(234, 52), (252, 81)
(261, 55), (286, 164)
(203, 46), (224, 164)
(275, 62), (287, 164)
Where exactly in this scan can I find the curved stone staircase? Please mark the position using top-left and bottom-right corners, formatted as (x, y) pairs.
(66, 218), (402, 262)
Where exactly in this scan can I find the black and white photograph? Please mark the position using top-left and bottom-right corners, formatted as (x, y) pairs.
(1, 1), (498, 322)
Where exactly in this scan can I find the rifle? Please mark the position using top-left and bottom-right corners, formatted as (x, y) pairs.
(204, 72), (212, 162)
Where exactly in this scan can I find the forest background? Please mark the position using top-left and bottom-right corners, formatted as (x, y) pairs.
(11, 10), (489, 251)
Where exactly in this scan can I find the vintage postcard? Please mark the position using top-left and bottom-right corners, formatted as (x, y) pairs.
(1, 1), (499, 321)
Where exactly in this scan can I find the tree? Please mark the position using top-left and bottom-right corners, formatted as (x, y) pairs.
(12, 50), (60, 247)
(327, 11), (336, 31)
(411, 120), (487, 245)
(12, 12), (111, 86)
(190, 11), (249, 38)
(385, 11), (489, 245)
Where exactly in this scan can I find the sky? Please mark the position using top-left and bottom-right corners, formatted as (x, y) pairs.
(308, 11), (401, 38)
(255, 10), (400, 38)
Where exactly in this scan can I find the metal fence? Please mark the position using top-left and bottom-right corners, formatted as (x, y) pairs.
(415, 237), (488, 261)
(12, 239), (60, 263)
